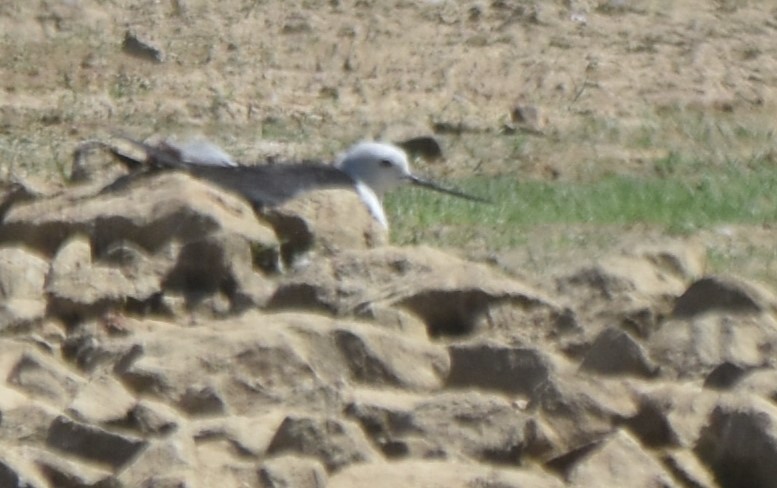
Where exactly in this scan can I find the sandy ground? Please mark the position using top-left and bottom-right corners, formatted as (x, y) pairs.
(2, 0), (777, 279)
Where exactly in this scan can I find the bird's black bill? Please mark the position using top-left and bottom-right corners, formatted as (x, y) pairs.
(407, 175), (491, 203)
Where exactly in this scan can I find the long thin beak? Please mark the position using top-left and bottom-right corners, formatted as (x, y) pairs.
(406, 175), (491, 203)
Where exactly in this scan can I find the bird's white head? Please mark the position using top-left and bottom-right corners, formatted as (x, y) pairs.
(336, 142), (411, 199)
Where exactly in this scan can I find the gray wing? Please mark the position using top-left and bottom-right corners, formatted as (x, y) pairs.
(101, 134), (355, 207)
(184, 163), (356, 207)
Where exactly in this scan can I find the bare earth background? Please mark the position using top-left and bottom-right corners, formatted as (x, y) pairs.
(4, 1), (777, 487)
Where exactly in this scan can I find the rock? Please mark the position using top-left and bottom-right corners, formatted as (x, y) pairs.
(46, 415), (148, 470)
(649, 311), (777, 379)
(122, 29), (165, 63)
(0, 396), (60, 446)
(733, 369), (777, 402)
(116, 321), (285, 414)
(395, 135), (443, 161)
(532, 371), (638, 455)
(162, 231), (274, 313)
(0, 172), (279, 264)
(61, 331), (118, 373)
(6, 349), (85, 407)
(446, 341), (554, 395)
(410, 391), (530, 464)
(560, 430), (676, 487)
(190, 411), (286, 457)
(329, 323), (449, 390)
(557, 251), (691, 308)
(510, 104), (547, 134)
(344, 388), (425, 458)
(179, 385), (228, 416)
(672, 275), (775, 318)
(695, 397), (777, 488)
(555, 240), (705, 349)
(0, 446), (48, 488)
(46, 235), (163, 323)
(346, 389), (535, 464)
(703, 361), (751, 390)
(258, 455), (328, 488)
(352, 302), (429, 339)
(269, 246), (560, 338)
(328, 460), (565, 488)
(66, 374), (137, 424)
(32, 446), (118, 488)
(625, 383), (718, 449)
(266, 415), (378, 472)
(661, 450), (717, 488)
(106, 399), (181, 437)
(117, 433), (195, 487)
(261, 188), (387, 266)
(633, 239), (707, 283)
(112, 312), (447, 414)
(579, 327), (658, 378)
(0, 246), (49, 331)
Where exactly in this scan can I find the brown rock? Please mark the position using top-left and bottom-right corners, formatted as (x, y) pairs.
(0, 172), (279, 263)
(106, 399), (181, 437)
(672, 275), (775, 318)
(703, 361), (751, 390)
(259, 455), (328, 488)
(346, 389), (534, 464)
(269, 246), (560, 338)
(46, 235), (162, 322)
(510, 104), (547, 133)
(0, 446), (48, 488)
(66, 374), (136, 424)
(266, 415), (378, 472)
(555, 240), (705, 349)
(329, 323), (449, 390)
(661, 450), (717, 488)
(117, 432), (196, 487)
(695, 397), (777, 488)
(447, 341), (554, 395)
(649, 311), (777, 379)
(579, 327), (658, 378)
(533, 371), (638, 454)
(262, 188), (387, 267)
(190, 411), (286, 457)
(328, 460), (565, 488)
(353, 302), (429, 339)
(625, 383), (718, 449)
(561, 430), (676, 487)
(0, 395), (60, 446)
(46, 415), (148, 470)
(32, 446), (118, 488)
(0, 246), (49, 331)
(733, 369), (777, 402)
(162, 231), (275, 313)
(6, 349), (85, 407)
(410, 391), (530, 464)
(111, 311), (444, 414)
(122, 29), (165, 63)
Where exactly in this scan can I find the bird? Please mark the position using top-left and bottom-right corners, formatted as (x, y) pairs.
(95, 135), (489, 229)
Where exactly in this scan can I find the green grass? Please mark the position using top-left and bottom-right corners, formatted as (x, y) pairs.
(386, 156), (777, 248)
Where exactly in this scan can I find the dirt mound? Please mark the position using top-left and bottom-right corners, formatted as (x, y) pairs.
(2, 166), (777, 487)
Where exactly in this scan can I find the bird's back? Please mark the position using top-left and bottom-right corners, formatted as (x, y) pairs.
(186, 163), (356, 208)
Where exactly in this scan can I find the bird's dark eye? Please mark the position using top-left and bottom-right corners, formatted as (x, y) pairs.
(379, 159), (393, 168)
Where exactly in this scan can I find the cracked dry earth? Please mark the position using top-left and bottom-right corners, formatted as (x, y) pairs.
(4, 1), (777, 488)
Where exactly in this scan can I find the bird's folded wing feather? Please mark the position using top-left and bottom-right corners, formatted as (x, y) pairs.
(186, 164), (356, 207)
